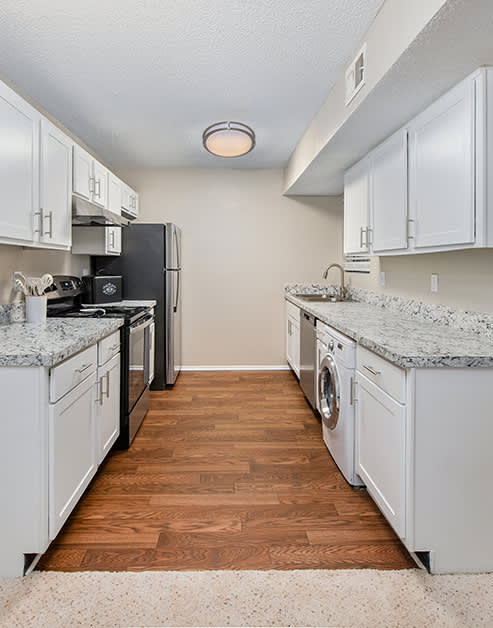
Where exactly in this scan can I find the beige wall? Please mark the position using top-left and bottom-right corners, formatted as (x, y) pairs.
(0, 245), (89, 304)
(118, 168), (343, 367)
(349, 249), (493, 313)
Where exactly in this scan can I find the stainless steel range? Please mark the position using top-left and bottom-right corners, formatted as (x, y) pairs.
(46, 275), (154, 447)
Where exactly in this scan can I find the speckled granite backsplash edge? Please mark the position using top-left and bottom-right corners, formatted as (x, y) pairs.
(285, 283), (493, 338)
(0, 302), (25, 325)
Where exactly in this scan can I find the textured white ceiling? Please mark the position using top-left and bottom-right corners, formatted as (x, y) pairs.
(0, 0), (383, 169)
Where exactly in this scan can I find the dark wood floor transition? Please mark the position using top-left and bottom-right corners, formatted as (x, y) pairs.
(38, 371), (414, 571)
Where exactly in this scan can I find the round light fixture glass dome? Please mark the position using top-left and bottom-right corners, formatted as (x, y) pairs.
(202, 121), (255, 158)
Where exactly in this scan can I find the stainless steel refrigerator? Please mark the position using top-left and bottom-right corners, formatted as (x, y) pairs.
(93, 223), (182, 388)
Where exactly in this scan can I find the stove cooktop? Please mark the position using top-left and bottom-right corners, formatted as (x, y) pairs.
(47, 304), (151, 324)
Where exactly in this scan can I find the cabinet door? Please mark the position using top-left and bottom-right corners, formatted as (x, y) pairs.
(39, 119), (72, 249)
(286, 315), (300, 377)
(49, 373), (97, 539)
(371, 129), (409, 253)
(98, 353), (120, 463)
(292, 320), (300, 377)
(286, 316), (295, 370)
(73, 145), (93, 200)
(105, 227), (121, 255)
(356, 373), (406, 537)
(0, 82), (39, 243)
(108, 174), (122, 216)
(131, 191), (139, 218)
(344, 158), (370, 254)
(409, 78), (475, 249)
(93, 160), (108, 208)
(121, 185), (130, 212)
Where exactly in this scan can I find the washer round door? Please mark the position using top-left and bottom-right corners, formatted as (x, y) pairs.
(318, 355), (340, 430)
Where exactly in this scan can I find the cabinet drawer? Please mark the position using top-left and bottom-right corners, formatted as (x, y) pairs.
(50, 345), (98, 403)
(98, 330), (121, 366)
(286, 300), (300, 321)
(356, 345), (406, 403)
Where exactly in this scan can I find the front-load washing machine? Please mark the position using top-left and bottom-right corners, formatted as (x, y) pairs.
(316, 320), (363, 487)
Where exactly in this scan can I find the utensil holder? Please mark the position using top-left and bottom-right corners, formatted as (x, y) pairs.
(25, 295), (47, 324)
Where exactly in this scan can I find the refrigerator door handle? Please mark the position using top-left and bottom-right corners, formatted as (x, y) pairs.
(174, 270), (180, 313)
(173, 226), (180, 270)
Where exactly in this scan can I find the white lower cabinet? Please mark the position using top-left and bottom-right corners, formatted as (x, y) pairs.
(0, 333), (121, 577)
(355, 345), (493, 574)
(286, 301), (300, 377)
(356, 373), (406, 538)
(49, 373), (98, 539)
(98, 353), (121, 463)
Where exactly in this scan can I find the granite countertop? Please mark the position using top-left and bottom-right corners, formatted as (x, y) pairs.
(286, 294), (493, 368)
(0, 318), (124, 368)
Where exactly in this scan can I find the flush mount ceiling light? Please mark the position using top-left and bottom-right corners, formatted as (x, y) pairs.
(202, 121), (255, 158)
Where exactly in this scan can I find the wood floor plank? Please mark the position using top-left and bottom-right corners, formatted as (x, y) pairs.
(37, 371), (415, 572)
(269, 542), (415, 570)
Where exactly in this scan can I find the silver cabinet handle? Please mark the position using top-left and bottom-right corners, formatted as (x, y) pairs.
(98, 376), (104, 406)
(106, 371), (110, 398)
(363, 364), (381, 376)
(350, 376), (355, 405)
(34, 209), (44, 235)
(366, 226), (372, 247)
(360, 226), (365, 248)
(75, 362), (93, 374)
(111, 230), (115, 248)
(44, 211), (53, 238)
(95, 179), (101, 199)
(406, 218), (415, 240)
(89, 177), (95, 195)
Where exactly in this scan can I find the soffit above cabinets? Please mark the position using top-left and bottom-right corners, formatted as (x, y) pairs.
(284, 0), (493, 196)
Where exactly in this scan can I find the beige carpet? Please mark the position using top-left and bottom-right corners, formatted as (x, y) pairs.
(1, 569), (493, 627)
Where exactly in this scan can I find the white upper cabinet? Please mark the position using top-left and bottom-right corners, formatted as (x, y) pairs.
(92, 159), (109, 209)
(108, 173), (122, 216)
(73, 144), (93, 201)
(408, 76), (476, 250)
(73, 145), (111, 212)
(0, 81), (40, 245)
(343, 157), (370, 255)
(370, 129), (409, 253)
(344, 68), (492, 257)
(122, 184), (139, 219)
(39, 119), (72, 249)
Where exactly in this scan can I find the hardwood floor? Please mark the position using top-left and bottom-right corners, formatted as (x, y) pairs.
(37, 371), (415, 571)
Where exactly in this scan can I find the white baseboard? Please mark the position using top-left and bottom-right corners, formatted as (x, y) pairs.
(180, 365), (291, 372)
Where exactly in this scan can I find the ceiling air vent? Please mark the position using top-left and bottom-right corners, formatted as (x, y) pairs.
(345, 44), (366, 105)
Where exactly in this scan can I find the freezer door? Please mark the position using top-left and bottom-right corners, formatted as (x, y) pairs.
(165, 269), (182, 384)
(166, 223), (182, 270)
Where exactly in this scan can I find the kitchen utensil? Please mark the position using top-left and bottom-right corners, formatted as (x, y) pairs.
(13, 272), (28, 295)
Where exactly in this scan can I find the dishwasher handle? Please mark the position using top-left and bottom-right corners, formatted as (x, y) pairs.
(302, 311), (316, 324)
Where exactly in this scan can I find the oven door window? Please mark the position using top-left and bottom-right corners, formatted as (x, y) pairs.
(318, 355), (340, 430)
(129, 323), (147, 411)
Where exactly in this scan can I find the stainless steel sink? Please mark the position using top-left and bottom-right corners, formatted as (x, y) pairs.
(294, 293), (341, 302)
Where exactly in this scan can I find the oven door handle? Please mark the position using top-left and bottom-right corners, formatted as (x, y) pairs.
(129, 315), (154, 335)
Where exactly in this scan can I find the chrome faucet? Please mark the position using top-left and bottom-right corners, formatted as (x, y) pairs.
(322, 263), (347, 301)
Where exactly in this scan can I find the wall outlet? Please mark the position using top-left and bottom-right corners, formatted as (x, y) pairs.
(431, 273), (439, 293)
(380, 271), (386, 287)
